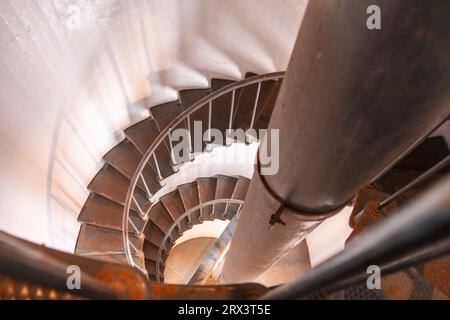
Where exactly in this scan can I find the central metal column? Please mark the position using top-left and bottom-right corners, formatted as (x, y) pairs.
(221, 0), (450, 284)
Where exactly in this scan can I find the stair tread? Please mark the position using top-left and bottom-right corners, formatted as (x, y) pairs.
(88, 164), (151, 213)
(231, 72), (257, 136)
(150, 101), (188, 166)
(233, 72), (279, 137)
(142, 240), (160, 262)
(144, 242), (167, 279)
(75, 224), (142, 255)
(197, 177), (217, 220)
(179, 88), (211, 153)
(178, 181), (201, 224)
(231, 176), (250, 200)
(145, 258), (164, 277)
(103, 139), (160, 195)
(78, 193), (145, 234)
(210, 78), (238, 146)
(254, 79), (282, 131)
(150, 100), (185, 131)
(146, 202), (174, 234)
(124, 117), (174, 179)
(225, 176), (250, 219)
(160, 190), (190, 231)
(213, 175), (238, 219)
(143, 224), (165, 248)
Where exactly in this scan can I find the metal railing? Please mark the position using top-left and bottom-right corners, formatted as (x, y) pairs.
(155, 198), (244, 282)
(122, 72), (285, 272)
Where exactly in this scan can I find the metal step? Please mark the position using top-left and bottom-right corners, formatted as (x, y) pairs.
(178, 181), (201, 225)
(143, 242), (168, 281)
(179, 88), (211, 153)
(77, 193), (145, 234)
(197, 177), (217, 221)
(103, 139), (160, 196)
(225, 176), (250, 220)
(233, 72), (279, 140)
(254, 79), (283, 132)
(150, 101), (184, 130)
(145, 258), (164, 282)
(142, 223), (165, 248)
(75, 224), (143, 255)
(146, 202), (175, 236)
(150, 101), (188, 166)
(124, 117), (174, 180)
(210, 78), (238, 146)
(213, 175), (238, 219)
(142, 240), (163, 262)
(87, 164), (151, 214)
(160, 190), (190, 232)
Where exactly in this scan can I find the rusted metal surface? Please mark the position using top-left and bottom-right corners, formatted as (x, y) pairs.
(261, 176), (450, 300)
(346, 199), (385, 244)
(1, 191), (272, 301)
(342, 268), (448, 300)
(348, 186), (389, 229)
(344, 140), (450, 299)
(0, 275), (82, 300)
(0, 229), (272, 300)
(0, 269), (269, 301)
(420, 254), (450, 297)
(378, 154), (450, 209)
(149, 282), (267, 300)
(349, 135), (450, 239)
(0, 231), (151, 300)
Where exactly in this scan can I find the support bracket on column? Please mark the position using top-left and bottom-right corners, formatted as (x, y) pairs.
(257, 156), (346, 224)
(269, 205), (287, 227)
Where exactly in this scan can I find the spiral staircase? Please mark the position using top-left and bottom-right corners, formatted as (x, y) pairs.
(74, 72), (283, 283)
(2, 1), (450, 301)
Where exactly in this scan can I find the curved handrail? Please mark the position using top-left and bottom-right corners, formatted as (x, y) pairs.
(155, 198), (244, 282)
(122, 72), (285, 270)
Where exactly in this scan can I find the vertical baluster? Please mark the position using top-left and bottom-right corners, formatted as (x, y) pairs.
(223, 201), (230, 219)
(139, 173), (153, 201)
(246, 82), (262, 144)
(227, 89), (236, 146)
(152, 152), (163, 182)
(207, 100), (212, 142)
(228, 89), (236, 131)
(163, 237), (169, 252)
(167, 229), (175, 245)
(186, 117), (194, 156)
(249, 82), (261, 130)
(187, 211), (193, 228)
(132, 195), (148, 220)
(157, 262), (162, 282)
(168, 129), (178, 166)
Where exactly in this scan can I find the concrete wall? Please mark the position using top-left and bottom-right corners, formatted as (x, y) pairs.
(0, 0), (306, 251)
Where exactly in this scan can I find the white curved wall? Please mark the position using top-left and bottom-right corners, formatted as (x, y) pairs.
(0, 0), (307, 251)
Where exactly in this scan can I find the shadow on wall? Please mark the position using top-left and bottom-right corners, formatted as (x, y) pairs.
(175, 0), (307, 79)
